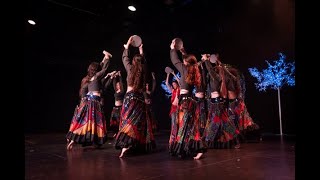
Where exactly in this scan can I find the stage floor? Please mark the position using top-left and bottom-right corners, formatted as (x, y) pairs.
(25, 131), (295, 180)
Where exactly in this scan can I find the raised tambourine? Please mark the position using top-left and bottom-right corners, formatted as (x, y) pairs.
(165, 66), (174, 74)
(172, 38), (183, 50)
(131, 35), (142, 47)
(209, 54), (218, 64)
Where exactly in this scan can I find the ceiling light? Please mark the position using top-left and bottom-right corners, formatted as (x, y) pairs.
(128, 5), (136, 11)
(28, 20), (36, 25)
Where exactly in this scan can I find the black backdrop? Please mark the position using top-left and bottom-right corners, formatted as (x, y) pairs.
(24, 0), (295, 134)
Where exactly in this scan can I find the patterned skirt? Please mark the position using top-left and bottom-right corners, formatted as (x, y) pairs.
(169, 95), (207, 157)
(114, 91), (156, 153)
(66, 94), (107, 146)
(204, 98), (239, 149)
(229, 99), (260, 141)
(109, 106), (122, 134)
(229, 99), (259, 132)
(195, 97), (207, 138)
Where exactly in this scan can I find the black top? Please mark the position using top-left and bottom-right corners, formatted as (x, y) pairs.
(87, 60), (110, 92)
(143, 77), (156, 99)
(170, 49), (191, 91)
(204, 61), (221, 92)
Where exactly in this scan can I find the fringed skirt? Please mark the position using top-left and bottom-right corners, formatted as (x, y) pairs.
(66, 94), (107, 146)
(195, 97), (207, 138)
(109, 106), (122, 134)
(204, 98), (239, 149)
(114, 91), (156, 153)
(169, 96), (207, 157)
(230, 99), (260, 141)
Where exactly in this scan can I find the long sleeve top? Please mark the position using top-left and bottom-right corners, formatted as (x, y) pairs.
(204, 60), (221, 93)
(87, 60), (110, 92)
(170, 49), (191, 92)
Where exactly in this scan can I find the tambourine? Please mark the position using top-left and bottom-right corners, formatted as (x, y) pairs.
(131, 35), (142, 47)
(172, 38), (183, 50)
(165, 66), (174, 74)
(209, 54), (218, 64)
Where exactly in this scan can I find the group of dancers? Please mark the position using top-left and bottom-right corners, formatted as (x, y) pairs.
(65, 35), (259, 159)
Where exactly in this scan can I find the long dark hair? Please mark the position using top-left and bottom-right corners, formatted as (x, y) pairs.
(128, 54), (146, 91)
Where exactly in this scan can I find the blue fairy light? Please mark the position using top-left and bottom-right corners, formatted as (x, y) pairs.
(248, 52), (295, 91)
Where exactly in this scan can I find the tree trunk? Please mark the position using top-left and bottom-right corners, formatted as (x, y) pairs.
(277, 88), (283, 135)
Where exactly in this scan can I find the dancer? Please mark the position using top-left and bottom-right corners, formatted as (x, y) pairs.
(169, 40), (206, 160)
(223, 64), (260, 143)
(201, 54), (239, 149)
(108, 71), (125, 138)
(115, 36), (156, 158)
(165, 70), (180, 152)
(144, 72), (157, 133)
(66, 50), (112, 150)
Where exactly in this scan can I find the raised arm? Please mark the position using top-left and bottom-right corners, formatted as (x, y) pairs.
(202, 54), (221, 82)
(170, 49), (184, 73)
(122, 36), (134, 73)
(170, 41), (184, 73)
(172, 72), (181, 87)
(122, 49), (131, 73)
(204, 61), (220, 81)
(113, 71), (124, 93)
(139, 44), (144, 56)
(165, 73), (173, 92)
(118, 72), (124, 93)
(95, 51), (112, 79)
(102, 71), (117, 89)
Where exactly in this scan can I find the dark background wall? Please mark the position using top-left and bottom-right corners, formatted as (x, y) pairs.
(24, 0), (295, 134)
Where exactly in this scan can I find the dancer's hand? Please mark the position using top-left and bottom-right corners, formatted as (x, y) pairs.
(139, 44), (143, 55)
(124, 36), (134, 49)
(201, 54), (209, 61)
(151, 72), (155, 79)
(103, 50), (112, 58)
(170, 40), (175, 50)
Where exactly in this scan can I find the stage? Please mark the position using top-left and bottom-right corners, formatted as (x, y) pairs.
(25, 131), (295, 180)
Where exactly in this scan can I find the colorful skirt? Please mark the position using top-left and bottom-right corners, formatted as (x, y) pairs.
(169, 95), (207, 157)
(109, 106), (122, 134)
(66, 94), (107, 146)
(195, 97), (207, 138)
(114, 91), (156, 153)
(229, 99), (260, 130)
(229, 99), (260, 141)
(204, 97), (238, 149)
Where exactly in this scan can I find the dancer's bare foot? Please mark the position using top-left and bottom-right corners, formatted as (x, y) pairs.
(193, 153), (203, 160)
(67, 140), (74, 150)
(119, 147), (129, 158)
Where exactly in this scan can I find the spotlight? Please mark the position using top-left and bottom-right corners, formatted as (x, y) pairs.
(128, 5), (136, 11)
(28, 19), (36, 25)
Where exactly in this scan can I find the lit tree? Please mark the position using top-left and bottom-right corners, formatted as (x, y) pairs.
(248, 53), (295, 135)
